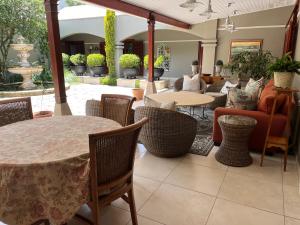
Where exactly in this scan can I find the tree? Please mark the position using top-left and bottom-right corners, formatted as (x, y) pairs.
(104, 10), (116, 77)
(66, 0), (83, 6)
(0, 0), (47, 79)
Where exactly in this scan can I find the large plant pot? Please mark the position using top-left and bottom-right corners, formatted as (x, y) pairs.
(89, 66), (106, 77)
(73, 65), (86, 76)
(154, 68), (164, 80)
(132, 88), (144, 100)
(123, 68), (138, 79)
(191, 65), (199, 75)
(33, 111), (53, 119)
(215, 65), (223, 76)
(274, 72), (295, 88)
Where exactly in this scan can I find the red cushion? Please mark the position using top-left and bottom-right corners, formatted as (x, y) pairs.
(257, 80), (286, 114)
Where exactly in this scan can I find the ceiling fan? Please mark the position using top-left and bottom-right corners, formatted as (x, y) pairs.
(179, 0), (204, 12)
(199, 0), (217, 19)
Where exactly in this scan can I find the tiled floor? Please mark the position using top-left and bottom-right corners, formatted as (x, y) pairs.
(68, 144), (300, 225)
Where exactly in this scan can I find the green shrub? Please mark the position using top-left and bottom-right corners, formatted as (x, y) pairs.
(154, 55), (165, 68)
(100, 75), (117, 86)
(64, 68), (80, 84)
(87, 54), (105, 67)
(70, 54), (86, 66)
(32, 69), (53, 88)
(104, 10), (116, 76)
(144, 55), (149, 69)
(135, 79), (140, 88)
(62, 53), (70, 66)
(119, 54), (141, 69)
(268, 53), (300, 74)
(2, 72), (23, 84)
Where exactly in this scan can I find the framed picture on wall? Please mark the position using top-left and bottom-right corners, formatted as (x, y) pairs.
(230, 39), (263, 59)
(157, 44), (171, 71)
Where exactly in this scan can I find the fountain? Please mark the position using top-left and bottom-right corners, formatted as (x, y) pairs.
(8, 36), (43, 90)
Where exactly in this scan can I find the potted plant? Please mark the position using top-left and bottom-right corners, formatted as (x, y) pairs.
(32, 69), (54, 118)
(215, 60), (224, 76)
(87, 53), (106, 77)
(268, 53), (300, 88)
(70, 54), (86, 76)
(191, 60), (199, 75)
(132, 79), (144, 100)
(144, 55), (165, 80)
(119, 54), (140, 79)
(62, 53), (70, 68)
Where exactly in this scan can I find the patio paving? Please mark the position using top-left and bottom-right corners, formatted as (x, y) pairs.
(31, 84), (136, 115)
(67, 145), (299, 225)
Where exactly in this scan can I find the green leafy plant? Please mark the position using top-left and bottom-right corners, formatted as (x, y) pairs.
(100, 75), (117, 86)
(154, 55), (165, 68)
(62, 53), (70, 66)
(64, 68), (80, 84)
(0, 0), (47, 80)
(87, 54), (105, 67)
(32, 68), (53, 89)
(144, 55), (149, 69)
(119, 54), (140, 69)
(66, 0), (83, 6)
(228, 50), (274, 80)
(70, 54), (86, 66)
(135, 79), (140, 88)
(268, 53), (300, 74)
(104, 10), (116, 76)
(216, 60), (224, 66)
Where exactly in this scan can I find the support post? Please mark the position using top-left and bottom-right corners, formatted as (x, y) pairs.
(145, 16), (157, 95)
(45, 0), (72, 115)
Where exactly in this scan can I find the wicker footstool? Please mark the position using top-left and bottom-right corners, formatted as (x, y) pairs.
(215, 115), (257, 167)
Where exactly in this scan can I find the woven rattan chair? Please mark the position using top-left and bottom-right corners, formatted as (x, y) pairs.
(205, 80), (227, 110)
(174, 76), (207, 93)
(0, 97), (33, 127)
(86, 99), (135, 125)
(134, 106), (197, 157)
(76, 118), (148, 225)
(86, 99), (102, 117)
(100, 94), (136, 126)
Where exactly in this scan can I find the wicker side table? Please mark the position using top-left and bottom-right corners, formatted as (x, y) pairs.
(215, 115), (257, 167)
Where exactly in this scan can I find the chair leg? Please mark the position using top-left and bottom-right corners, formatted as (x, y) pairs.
(284, 149), (288, 172)
(91, 200), (100, 225)
(128, 189), (138, 225)
(260, 145), (267, 167)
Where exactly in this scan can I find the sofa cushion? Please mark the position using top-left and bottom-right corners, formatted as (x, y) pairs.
(182, 74), (200, 92)
(245, 77), (264, 101)
(227, 88), (257, 110)
(257, 80), (286, 114)
(220, 81), (238, 94)
(144, 96), (176, 111)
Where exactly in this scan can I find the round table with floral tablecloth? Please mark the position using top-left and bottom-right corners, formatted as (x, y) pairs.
(0, 116), (121, 225)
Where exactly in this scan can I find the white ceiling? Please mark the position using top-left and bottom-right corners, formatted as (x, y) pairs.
(122, 0), (296, 24)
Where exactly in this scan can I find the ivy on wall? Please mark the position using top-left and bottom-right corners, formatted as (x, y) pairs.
(104, 10), (116, 77)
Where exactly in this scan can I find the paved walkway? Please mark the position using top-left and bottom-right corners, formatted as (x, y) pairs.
(31, 84), (135, 115)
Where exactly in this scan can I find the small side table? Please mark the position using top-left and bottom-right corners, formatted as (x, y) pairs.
(215, 115), (257, 167)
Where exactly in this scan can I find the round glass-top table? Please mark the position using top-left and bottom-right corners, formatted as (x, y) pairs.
(0, 116), (121, 225)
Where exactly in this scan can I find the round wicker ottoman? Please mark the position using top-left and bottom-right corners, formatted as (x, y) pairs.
(215, 115), (257, 167)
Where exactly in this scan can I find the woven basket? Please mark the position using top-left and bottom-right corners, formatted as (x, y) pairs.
(274, 72), (294, 88)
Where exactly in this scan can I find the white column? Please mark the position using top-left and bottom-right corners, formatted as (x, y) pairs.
(201, 42), (217, 75)
(115, 42), (124, 77)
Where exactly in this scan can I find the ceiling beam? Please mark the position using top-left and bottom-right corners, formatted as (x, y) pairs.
(84, 0), (191, 29)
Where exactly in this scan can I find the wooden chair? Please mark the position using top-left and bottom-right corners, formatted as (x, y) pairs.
(0, 97), (33, 127)
(31, 219), (50, 225)
(76, 118), (148, 225)
(260, 88), (296, 171)
(100, 94), (136, 126)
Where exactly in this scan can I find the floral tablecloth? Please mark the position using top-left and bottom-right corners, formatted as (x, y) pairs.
(0, 116), (121, 225)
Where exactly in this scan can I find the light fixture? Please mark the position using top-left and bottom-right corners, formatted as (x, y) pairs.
(199, 0), (216, 18)
(179, 0), (203, 12)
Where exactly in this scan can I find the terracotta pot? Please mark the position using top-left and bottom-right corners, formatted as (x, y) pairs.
(33, 111), (54, 119)
(274, 72), (295, 88)
(132, 88), (144, 100)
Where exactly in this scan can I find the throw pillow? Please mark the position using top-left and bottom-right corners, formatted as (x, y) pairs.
(227, 88), (257, 110)
(182, 74), (200, 92)
(245, 77), (264, 101)
(220, 81), (238, 94)
(144, 96), (176, 111)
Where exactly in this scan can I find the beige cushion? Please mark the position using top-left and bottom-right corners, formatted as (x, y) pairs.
(245, 77), (264, 101)
(220, 81), (238, 94)
(182, 74), (200, 92)
(144, 96), (176, 111)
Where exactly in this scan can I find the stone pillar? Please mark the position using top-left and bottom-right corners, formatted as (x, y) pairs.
(115, 42), (124, 77)
(201, 42), (217, 75)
